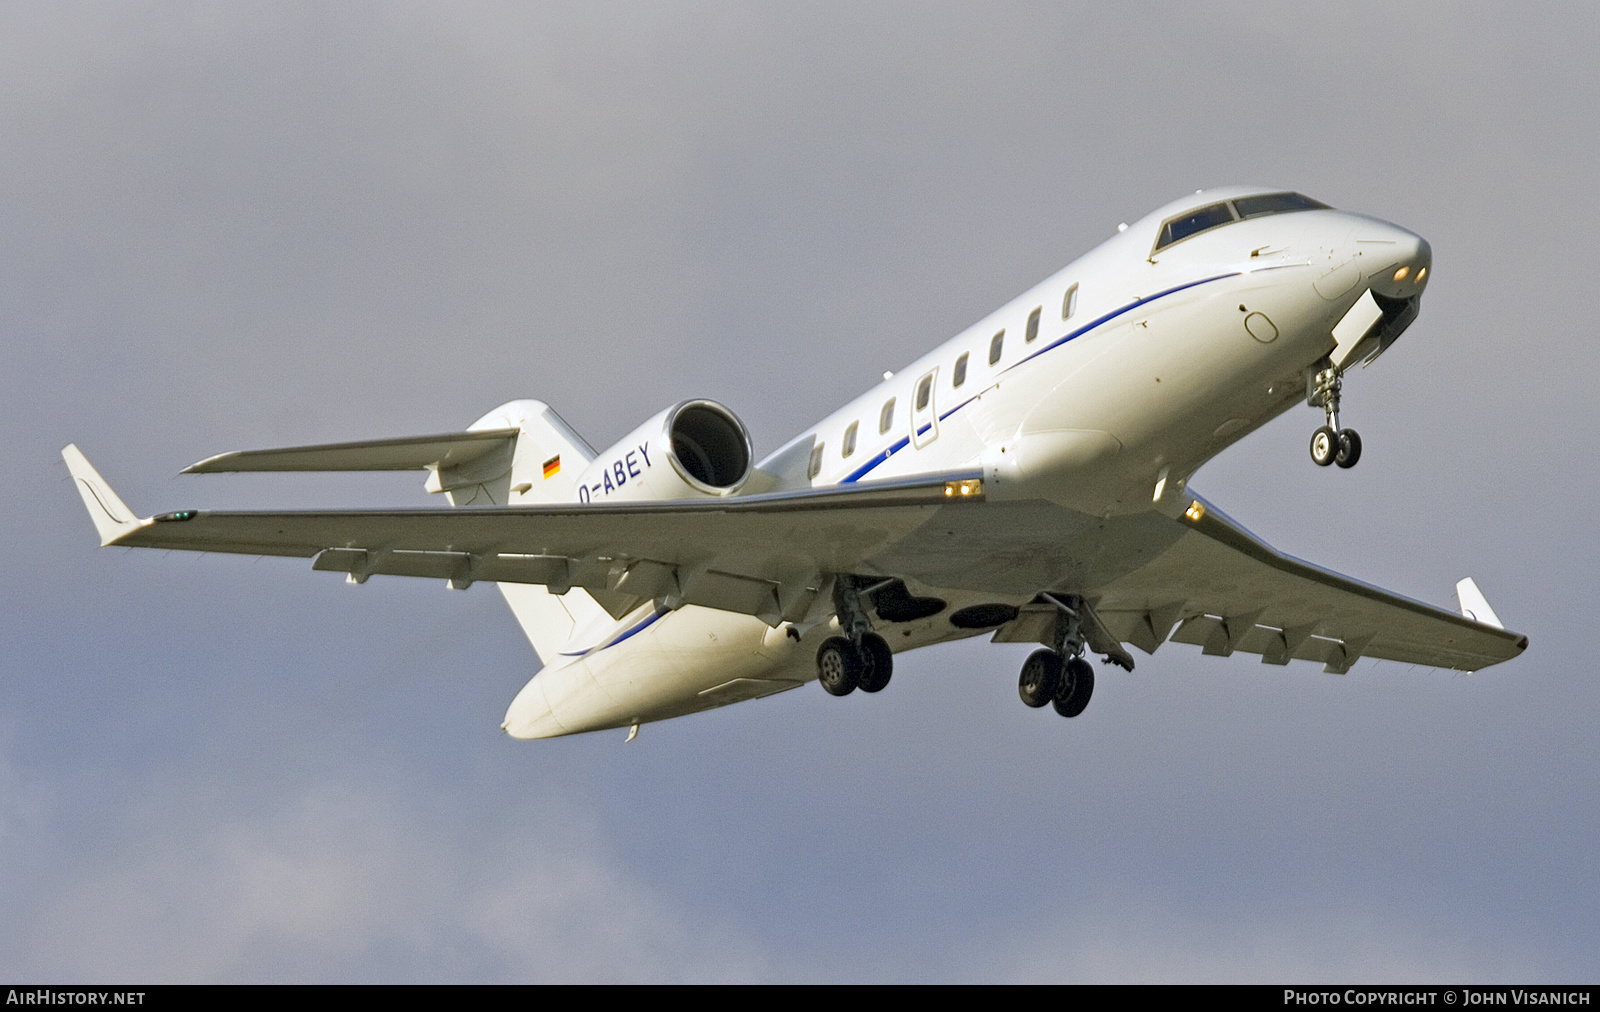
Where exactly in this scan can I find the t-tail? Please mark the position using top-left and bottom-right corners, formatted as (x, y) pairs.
(178, 399), (609, 663)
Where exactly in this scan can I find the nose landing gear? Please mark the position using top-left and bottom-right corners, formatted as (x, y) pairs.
(1308, 363), (1361, 469)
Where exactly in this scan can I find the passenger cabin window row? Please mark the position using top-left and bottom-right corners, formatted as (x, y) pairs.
(809, 278), (1086, 481)
(1153, 191), (1330, 254)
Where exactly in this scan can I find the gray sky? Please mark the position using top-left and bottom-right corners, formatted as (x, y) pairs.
(3, 2), (1597, 982)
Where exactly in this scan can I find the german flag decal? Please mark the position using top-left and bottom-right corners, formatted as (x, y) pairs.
(542, 455), (560, 479)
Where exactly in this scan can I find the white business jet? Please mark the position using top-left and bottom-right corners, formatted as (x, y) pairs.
(64, 186), (1527, 739)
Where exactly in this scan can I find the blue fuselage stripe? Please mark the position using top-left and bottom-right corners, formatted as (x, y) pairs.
(559, 605), (669, 658)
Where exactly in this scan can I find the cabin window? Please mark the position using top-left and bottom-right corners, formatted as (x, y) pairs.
(988, 329), (1004, 365)
(952, 352), (968, 388)
(879, 397), (896, 434)
(808, 440), (825, 479)
(1026, 306), (1041, 343)
(1062, 283), (1078, 321)
(842, 421), (858, 458)
(916, 374), (933, 411)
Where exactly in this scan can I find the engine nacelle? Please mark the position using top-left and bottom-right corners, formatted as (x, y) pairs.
(574, 400), (752, 503)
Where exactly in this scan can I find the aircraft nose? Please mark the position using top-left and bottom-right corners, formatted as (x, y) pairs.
(1359, 224), (1431, 300)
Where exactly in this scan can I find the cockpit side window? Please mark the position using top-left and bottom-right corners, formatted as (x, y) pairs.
(1154, 202), (1236, 252)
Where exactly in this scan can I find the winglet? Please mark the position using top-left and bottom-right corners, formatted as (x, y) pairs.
(1455, 577), (1504, 630)
(62, 445), (141, 546)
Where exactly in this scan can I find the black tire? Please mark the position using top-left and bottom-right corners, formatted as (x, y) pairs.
(817, 637), (862, 696)
(1335, 428), (1362, 469)
(1310, 426), (1337, 466)
(1018, 650), (1062, 708)
(1053, 657), (1095, 718)
(857, 633), (893, 693)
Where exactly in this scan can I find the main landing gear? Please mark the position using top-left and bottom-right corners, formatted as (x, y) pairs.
(817, 633), (892, 695)
(1018, 650), (1094, 717)
(1016, 595), (1102, 719)
(1307, 362), (1361, 469)
(816, 576), (893, 697)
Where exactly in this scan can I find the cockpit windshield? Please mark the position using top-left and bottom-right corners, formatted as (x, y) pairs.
(1233, 192), (1328, 219)
(1153, 192), (1330, 254)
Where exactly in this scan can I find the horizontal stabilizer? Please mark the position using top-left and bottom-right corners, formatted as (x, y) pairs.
(182, 428), (520, 473)
(62, 445), (141, 546)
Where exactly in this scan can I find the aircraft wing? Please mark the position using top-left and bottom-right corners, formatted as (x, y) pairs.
(65, 444), (1524, 671)
(1070, 495), (1527, 673)
(63, 444), (985, 625)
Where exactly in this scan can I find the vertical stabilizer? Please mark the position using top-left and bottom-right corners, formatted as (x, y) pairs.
(448, 400), (595, 507)
(498, 582), (615, 665)
(455, 401), (607, 662)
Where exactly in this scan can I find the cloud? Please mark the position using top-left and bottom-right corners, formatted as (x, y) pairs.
(12, 779), (769, 982)
(987, 901), (1548, 984)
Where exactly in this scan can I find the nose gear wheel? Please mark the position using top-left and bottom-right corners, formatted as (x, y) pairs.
(1311, 426), (1337, 466)
(1307, 362), (1362, 469)
(1335, 429), (1361, 468)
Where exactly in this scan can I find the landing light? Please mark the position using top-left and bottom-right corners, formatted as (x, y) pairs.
(1185, 501), (1206, 522)
(1416, 267), (1427, 283)
(1393, 266), (1410, 281)
(944, 479), (982, 498)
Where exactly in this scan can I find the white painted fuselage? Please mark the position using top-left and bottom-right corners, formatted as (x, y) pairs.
(502, 187), (1432, 738)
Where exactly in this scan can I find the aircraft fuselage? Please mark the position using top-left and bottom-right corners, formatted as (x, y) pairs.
(502, 187), (1434, 738)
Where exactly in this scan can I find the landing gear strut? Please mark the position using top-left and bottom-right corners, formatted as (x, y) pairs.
(1307, 362), (1361, 469)
(816, 576), (893, 696)
(1015, 597), (1100, 718)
